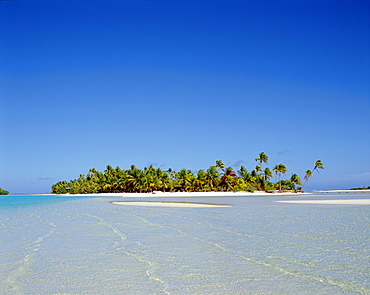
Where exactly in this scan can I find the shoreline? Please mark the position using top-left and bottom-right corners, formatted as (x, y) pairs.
(10, 190), (369, 207)
(56, 190), (369, 207)
(11, 189), (370, 196)
(57, 191), (311, 198)
(53, 189), (370, 198)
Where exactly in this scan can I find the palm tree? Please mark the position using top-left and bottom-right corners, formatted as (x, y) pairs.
(234, 178), (247, 191)
(215, 160), (225, 172)
(224, 175), (236, 191)
(156, 170), (173, 192)
(126, 165), (142, 192)
(175, 169), (195, 192)
(254, 165), (262, 173)
(302, 160), (324, 191)
(220, 167), (237, 191)
(237, 165), (248, 177)
(194, 169), (207, 192)
(273, 163), (287, 192)
(206, 166), (220, 191)
(167, 168), (175, 177)
(302, 169), (312, 189)
(263, 167), (273, 181)
(51, 181), (69, 194)
(289, 174), (302, 191)
(238, 166), (255, 190)
(313, 160), (324, 173)
(258, 167), (273, 191)
(255, 152), (268, 169)
(105, 165), (114, 176)
(134, 173), (149, 193)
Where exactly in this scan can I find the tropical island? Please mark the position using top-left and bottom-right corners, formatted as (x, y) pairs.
(51, 153), (324, 194)
(350, 186), (370, 190)
(0, 187), (9, 195)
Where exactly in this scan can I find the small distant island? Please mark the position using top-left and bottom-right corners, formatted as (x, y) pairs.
(350, 186), (370, 191)
(0, 188), (9, 195)
(51, 153), (324, 195)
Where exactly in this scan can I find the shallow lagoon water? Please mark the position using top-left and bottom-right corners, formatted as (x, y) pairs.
(1, 193), (369, 294)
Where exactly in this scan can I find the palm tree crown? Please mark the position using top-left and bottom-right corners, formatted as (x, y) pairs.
(313, 160), (324, 173)
(215, 160), (225, 172)
(255, 152), (268, 168)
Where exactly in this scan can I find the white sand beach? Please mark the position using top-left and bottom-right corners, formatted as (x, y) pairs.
(60, 191), (307, 208)
(60, 191), (309, 198)
(58, 190), (370, 206)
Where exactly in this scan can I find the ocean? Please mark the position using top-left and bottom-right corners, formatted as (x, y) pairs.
(1, 192), (369, 295)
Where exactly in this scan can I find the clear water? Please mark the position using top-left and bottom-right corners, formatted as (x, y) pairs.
(1, 193), (369, 294)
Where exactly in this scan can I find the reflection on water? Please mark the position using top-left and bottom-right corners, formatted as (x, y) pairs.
(1, 193), (369, 294)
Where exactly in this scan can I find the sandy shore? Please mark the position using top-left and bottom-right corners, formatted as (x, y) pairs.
(56, 190), (369, 206)
(60, 191), (310, 198)
(276, 199), (370, 205)
(60, 191), (307, 207)
(111, 201), (232, 208)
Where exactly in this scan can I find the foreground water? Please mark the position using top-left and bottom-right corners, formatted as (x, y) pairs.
(1, 193), (369, 294)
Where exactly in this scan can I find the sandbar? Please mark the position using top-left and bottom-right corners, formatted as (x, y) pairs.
(111, 201), (232, 208)
(276, 199), (370, 205)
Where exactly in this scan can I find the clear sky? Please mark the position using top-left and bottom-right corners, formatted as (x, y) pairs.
(1, 0), (369, 194)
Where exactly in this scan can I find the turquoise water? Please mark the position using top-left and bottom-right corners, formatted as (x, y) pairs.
(0, 194), (93, 209)
(1, 193), (369, 294)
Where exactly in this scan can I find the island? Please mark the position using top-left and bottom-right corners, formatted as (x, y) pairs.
(51, 153), (324, 195)
(0, 188), (9, 195)
(350, 186), (370, 190)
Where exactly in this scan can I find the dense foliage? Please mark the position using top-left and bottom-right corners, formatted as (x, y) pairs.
(350, 186), (370, 190)
(51, 153), (324, 194)
(0, 188), (9, 195)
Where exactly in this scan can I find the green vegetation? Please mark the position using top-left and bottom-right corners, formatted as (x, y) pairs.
(273, 163), (288, 192)
(350, 186), (370, 190)
(0, 188), (9, 195)
(51, 153), (324, 194)
(302, 160), (324, 189)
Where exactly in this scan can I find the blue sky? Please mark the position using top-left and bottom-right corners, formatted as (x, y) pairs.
(1, 0), (369, 194)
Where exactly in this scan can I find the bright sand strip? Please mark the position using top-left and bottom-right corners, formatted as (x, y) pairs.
(111, 201), (232, 208)
(276, 199), (370, 205)
(60, 191), (309, 198)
